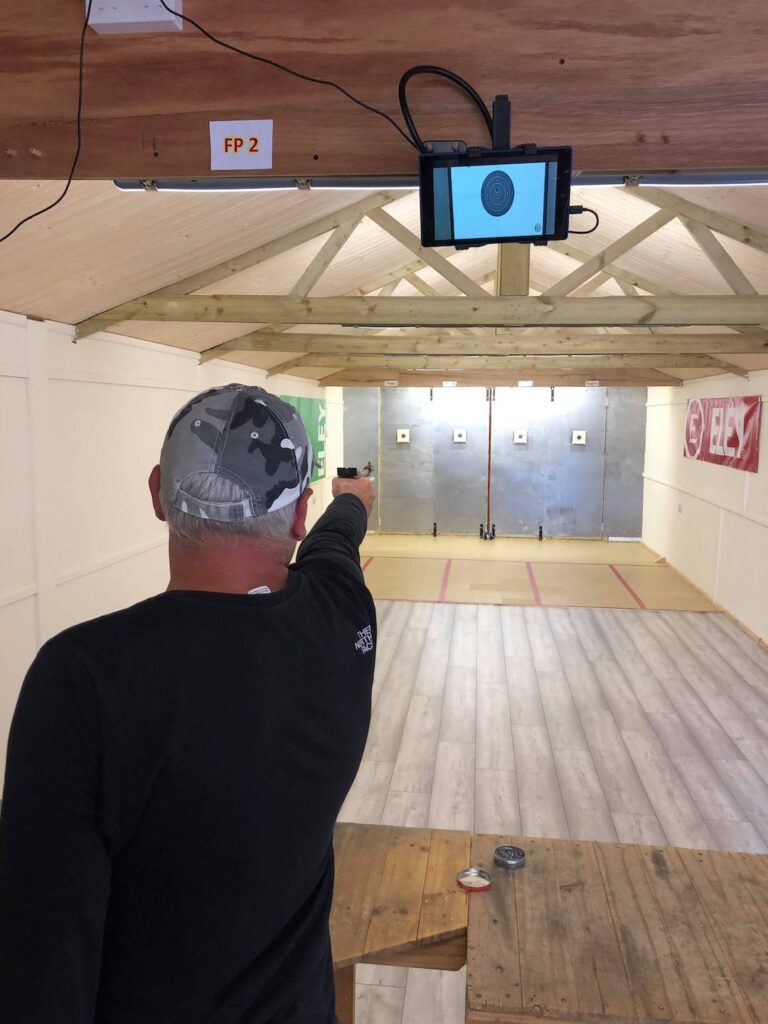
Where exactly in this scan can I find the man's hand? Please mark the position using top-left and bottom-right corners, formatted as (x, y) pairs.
(332, 476), (376, 516)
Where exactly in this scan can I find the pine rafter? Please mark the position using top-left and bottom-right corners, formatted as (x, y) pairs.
(264, 353), (733, 372)
(366, 206), (490, 298)
(543, 209), (675, 296)
(76, 191), (396, 338)
(189, 331), (768, 356)
(77, 294), (768, 330)
(630, 186), (768, 257)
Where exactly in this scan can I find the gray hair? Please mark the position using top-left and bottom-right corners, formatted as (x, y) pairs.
(162, 472), (297, 543)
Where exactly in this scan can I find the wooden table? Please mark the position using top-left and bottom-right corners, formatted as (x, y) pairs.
(468, 834), (768, 1024)
(331, 823), (471, 1023)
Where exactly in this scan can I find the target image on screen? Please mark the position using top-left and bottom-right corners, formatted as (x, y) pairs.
(450, 162), (547, 240)
(419, 146), (571, 248)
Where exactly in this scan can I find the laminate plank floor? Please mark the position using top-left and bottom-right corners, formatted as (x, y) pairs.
(339, 600), (768, 1024)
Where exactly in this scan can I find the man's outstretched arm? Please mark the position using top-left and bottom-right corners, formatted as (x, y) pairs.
(293, 477), (375, 583)
(0, 641), (110, 1024)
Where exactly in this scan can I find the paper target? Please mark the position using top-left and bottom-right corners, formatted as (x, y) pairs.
(481, 170), (515, 217)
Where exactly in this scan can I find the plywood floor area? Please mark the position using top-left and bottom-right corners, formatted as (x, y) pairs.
(340, 601), (768, 1024)
(360, 536), (717, 612)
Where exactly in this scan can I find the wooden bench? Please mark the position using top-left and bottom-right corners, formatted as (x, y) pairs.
(331, 822), (470, 1023)
(332, 825), (768, 1024)
(468, 834), (768, 1024)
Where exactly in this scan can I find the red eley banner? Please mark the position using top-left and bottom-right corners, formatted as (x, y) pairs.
(684, 396), (762, 473)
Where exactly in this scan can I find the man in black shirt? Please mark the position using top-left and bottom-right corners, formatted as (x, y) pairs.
(0, 384), (376, 1024)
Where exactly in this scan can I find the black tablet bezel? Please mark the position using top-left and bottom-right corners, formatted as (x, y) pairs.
(419, 146), (572, 248)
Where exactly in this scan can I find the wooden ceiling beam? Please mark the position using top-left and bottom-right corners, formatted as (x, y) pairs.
(197, 252), (493, 363)
(495, 239), (768, 344)
(678, 216), (763, 374)
(78, 294), (768, 331)
(269, 353), (724, 371)
(681, 217), (758, 295)
(707, 358), (749, 378)
(3, 3), (766, 179)
(76, 191), (395, 337)
(572, 271), (617, 297)
(238, 215), (364, 344)
(629, 186), (768, 257)
(497, 245), (530, 297)
(197, 255), (430, 363)
(266, 356), (308, 378)
(543, 208), (676, 296)
(288, 215), (362, 296)
(193, 330), (768, 356)
(366, 207), (490, 298)
(546, 240), (675, 296)
(319, 369), (682, 388)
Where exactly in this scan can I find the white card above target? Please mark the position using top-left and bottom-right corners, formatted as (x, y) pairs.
(209, 120), (273, 170)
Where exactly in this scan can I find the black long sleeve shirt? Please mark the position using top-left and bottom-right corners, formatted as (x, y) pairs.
(0, 493), (375, 1023)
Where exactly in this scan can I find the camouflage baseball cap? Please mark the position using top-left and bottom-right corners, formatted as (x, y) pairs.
(160, 384), (314, 522)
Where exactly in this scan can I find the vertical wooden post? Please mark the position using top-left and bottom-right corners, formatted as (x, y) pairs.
(496, 243), (530, 298)
(334, 965), (356, 1024)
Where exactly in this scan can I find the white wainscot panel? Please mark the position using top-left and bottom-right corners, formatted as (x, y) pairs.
(0, 596), (39, 783)
(716, 511), (768, 643)
(51, 543), (169, 638)
(48, 378), (185, 578)
(0, 376), (37, 595)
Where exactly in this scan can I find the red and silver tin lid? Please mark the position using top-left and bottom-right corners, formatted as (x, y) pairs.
(456, 867), (492, 892)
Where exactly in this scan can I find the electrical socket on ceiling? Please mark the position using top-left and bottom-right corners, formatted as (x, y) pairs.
(88, 0), (183, 34)
(396, 428), (410, 444)
(453, 428), (467, 443)
(513, 429), (528, 444)
(571, 430), (587, 445)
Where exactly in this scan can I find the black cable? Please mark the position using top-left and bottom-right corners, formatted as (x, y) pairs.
(568, 206), (600, 234)
(0, 0), (94, 244)
(398, 65), (494, 152)
(157, 0), (419, 151)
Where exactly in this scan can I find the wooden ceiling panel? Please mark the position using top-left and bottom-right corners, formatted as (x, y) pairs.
(2, 179), (768, 380)
(1, 1), (767, 179)
(318, 368), (684, 387)
(0, 181), (361, 320)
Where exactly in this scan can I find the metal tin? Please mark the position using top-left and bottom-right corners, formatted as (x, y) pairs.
(456, 867), (492, 892)
(494, 845), (526, 870)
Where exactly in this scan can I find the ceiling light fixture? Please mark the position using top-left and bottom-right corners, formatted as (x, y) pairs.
(113, 168), (768, 194)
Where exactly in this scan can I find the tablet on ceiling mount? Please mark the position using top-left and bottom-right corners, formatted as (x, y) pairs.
(419, 145), (572, 249)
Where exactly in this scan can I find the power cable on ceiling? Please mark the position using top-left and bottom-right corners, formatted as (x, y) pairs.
(0, 0), (94, 244)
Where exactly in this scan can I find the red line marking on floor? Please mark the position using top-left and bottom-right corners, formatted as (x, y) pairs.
(526, 562), (543, 607)
(439, 560), (453, 602)
(609, 564), (647, 609)
(361, 556), (374, 572)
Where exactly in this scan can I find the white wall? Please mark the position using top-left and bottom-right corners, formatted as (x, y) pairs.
(0, 311), (343, 779)
(643, 370), (768, 642)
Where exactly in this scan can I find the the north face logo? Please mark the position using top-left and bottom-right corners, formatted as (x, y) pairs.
(354, 625), (374, 654)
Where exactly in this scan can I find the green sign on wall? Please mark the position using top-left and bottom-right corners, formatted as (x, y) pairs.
(281, 395), (326, 483)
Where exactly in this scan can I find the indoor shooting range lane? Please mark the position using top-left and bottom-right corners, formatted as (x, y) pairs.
(359, 536), (658, 565)
(359, 537), (718, 612)
(343, 600), (768, 1024)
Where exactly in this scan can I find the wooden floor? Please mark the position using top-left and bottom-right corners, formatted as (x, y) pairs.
(339, 600), (768, 1024)
(360, 535), (657, 565)
(359, 535), (718, 612)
